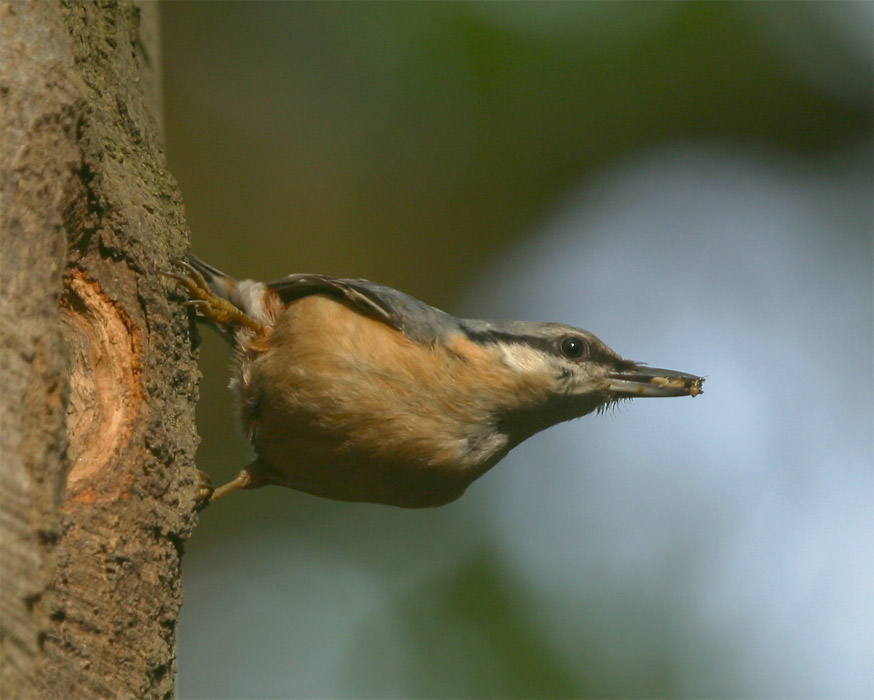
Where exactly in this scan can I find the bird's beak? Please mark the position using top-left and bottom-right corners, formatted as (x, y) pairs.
(607, 366), (704, 398)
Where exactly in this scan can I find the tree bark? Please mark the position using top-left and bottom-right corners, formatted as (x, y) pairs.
(1, 1), (199, 697)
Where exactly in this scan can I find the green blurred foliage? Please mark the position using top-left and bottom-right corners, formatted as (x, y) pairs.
(162, 3), (871, 698)
(163, 2), (868, 302)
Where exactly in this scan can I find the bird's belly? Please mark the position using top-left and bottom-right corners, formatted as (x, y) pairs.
(252, 431), (477, 508)
(239, 305), (513, 507)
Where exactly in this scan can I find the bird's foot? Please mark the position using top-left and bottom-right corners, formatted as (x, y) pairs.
(195, 470), (215, 510)
(162, 259), (265, 334)
(195, 468), (255, 509)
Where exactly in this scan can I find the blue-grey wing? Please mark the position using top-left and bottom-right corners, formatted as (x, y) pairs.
(268, 275), (461, 345)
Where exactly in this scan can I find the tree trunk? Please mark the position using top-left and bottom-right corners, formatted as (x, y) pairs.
(1, 1), (200, 697)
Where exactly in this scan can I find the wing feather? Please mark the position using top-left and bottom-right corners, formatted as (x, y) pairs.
(268, 275), (403, 332)
(267, 274), (461, 344)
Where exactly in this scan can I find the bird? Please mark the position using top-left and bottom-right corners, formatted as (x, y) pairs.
(165, 255), (704, 508)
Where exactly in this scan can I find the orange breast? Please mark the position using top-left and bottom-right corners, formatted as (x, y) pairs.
(234, 295), (531, 507)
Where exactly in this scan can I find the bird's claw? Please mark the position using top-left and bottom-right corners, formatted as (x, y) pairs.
(162, 259), (265, 333)
(196, 469), (215, 509)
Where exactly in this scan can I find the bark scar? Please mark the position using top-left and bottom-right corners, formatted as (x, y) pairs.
(60, 271), (143, 501)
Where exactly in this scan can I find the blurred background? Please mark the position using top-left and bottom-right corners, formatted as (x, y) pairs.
(161, 3), (872, 698)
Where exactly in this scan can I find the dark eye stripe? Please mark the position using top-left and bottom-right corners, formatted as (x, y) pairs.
(463, 329), (557, 356)
(462, 327), (629, 368)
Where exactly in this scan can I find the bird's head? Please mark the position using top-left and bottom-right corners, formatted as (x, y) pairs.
(458, 320), (703, 443)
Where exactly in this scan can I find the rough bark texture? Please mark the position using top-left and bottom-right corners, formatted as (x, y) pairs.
(1, 1), (199, 698)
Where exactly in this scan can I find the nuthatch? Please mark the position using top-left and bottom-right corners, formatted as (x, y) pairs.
(167, 256), (704, 508)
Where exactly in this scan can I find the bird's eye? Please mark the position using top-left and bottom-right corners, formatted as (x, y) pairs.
(560, 335), (588, 360)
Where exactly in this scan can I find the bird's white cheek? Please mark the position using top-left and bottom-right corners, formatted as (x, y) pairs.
(497, 344), (553, 375)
